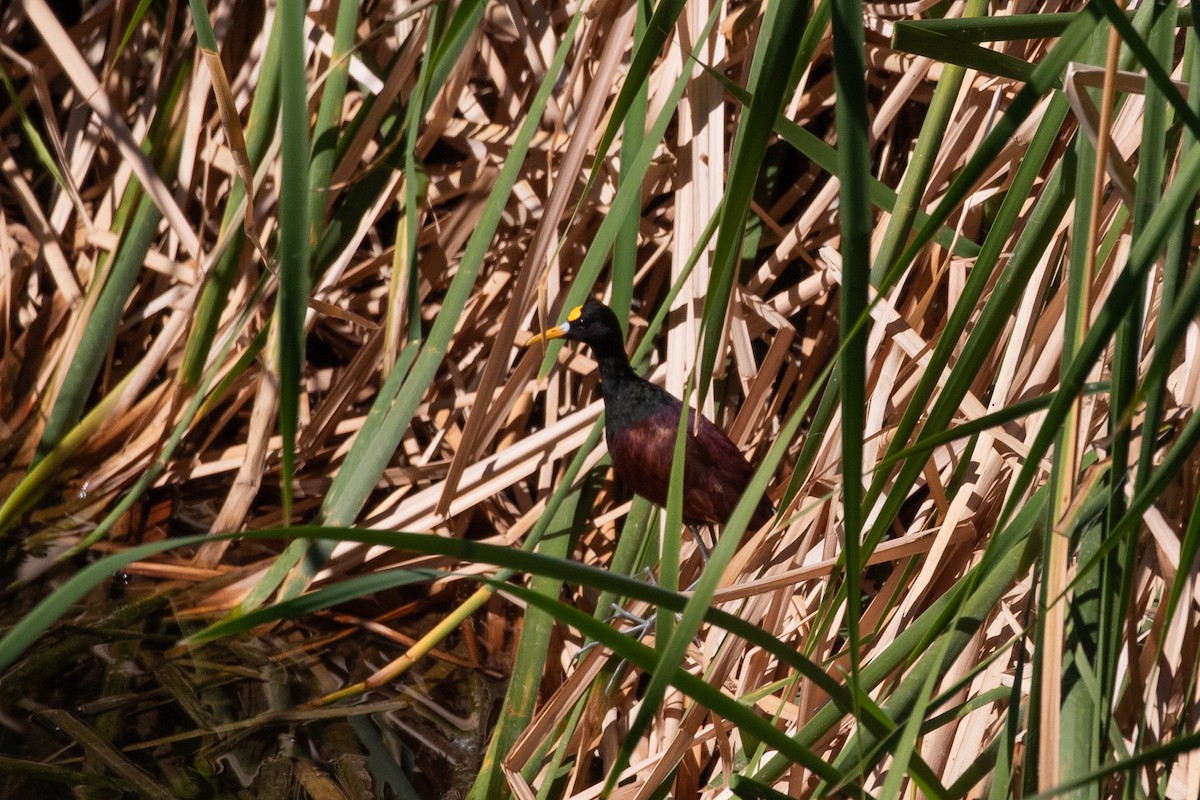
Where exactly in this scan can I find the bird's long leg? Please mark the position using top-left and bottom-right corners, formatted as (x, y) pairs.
(609, 604), (659, 641)
(574, 603), (664, 663)
(575, 567), (660, 660)
(606, 565), (664, 640)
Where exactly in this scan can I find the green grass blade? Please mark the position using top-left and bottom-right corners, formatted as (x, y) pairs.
(891, 25), (1041, 83)
(832, 0), (871, 728)
(275, 0), (312, 524)
(35, 195), (162, 460)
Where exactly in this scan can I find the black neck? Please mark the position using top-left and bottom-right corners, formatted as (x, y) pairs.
(589, 331), (637, 387)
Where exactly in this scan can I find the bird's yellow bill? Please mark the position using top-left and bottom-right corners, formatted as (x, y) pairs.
(525, 325), (567, 347)
(526, 305), (582, 347)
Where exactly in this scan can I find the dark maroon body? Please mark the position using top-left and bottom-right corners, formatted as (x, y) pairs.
(607, 402), (774, 529)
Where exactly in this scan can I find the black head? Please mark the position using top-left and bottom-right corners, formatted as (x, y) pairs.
(525, 298), (626, 354)
(557, 299), (623, 345)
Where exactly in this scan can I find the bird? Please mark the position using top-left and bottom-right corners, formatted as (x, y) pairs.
(526, 298), (775, 539)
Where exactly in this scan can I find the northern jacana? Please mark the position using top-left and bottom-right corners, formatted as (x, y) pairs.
(526, 299), (775, 537)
